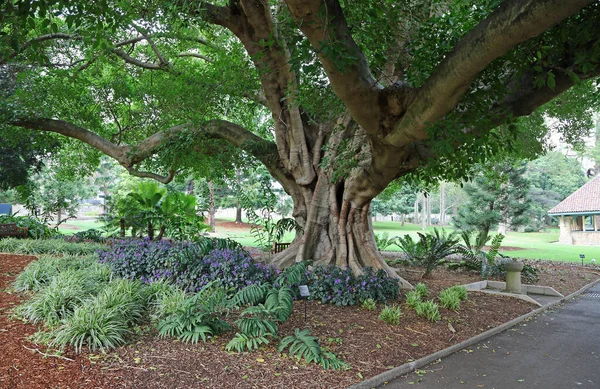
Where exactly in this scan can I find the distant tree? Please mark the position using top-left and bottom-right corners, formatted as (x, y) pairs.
(16, 164), (94, 225)
(453, 163), (531, 241)
(373, 184), (417, 224)
(525, 151), (586, 228)
(0, 130), (59, 190)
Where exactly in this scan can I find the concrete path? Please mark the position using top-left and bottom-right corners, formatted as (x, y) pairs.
(377, 283), (600, 389)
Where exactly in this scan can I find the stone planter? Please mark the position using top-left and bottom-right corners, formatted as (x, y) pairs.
(504, 261), (524, 294)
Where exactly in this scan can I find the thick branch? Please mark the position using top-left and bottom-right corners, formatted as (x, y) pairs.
(385, 0), (595, 147)
(125, 168), (175, 184)
(112, 49), (166, 70)
(284, 0), (381, 133)
(177, 52), (213, 62)
(12, 118), (130, 161)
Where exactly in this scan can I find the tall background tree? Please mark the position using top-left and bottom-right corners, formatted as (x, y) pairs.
(1, 1), (600, 286)
(453, 162), (532, 241)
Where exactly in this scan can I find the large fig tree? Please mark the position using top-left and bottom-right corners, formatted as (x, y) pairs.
(1, 0), (599, 288)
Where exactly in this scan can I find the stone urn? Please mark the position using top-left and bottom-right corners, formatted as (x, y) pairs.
(504, 261), (524, 294)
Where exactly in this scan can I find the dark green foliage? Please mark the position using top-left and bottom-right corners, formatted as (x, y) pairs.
(279, 328), (322, 363)
(0, 215), (59, 239)
(396, 228), (460, 278)
(307, 265), (400, 306)
(70, 229), (106, 243)
(98, 239), (274, 292)
(526, 152), (586, 229)
(154, 283), (230, 344)
(453, 162), (531, 243)
(225, 333), (271, 352)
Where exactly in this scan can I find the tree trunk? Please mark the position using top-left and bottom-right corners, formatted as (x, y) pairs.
(421, 193), (427, 230)
(208, 180), (215, 232)
(148, 221), (154, 240)
(119, 218), (126, 238)
(271, 175), (413, 290)
(235, 207), (243, 223)
(440, 182), (446, 225)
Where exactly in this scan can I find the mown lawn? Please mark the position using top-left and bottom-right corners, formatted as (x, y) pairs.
(371, 221), (600, 263)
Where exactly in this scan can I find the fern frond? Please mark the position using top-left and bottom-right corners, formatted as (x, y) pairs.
(279, 328), (322, 363)
(229, 283), (269, 308)
(225, 333), (271, 352)
(236, 316), (278, 337)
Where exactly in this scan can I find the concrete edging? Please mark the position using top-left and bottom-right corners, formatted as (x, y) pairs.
(348, 277), (600, 389)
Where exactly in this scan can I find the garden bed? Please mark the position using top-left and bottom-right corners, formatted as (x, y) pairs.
(1, 253), (598, 389)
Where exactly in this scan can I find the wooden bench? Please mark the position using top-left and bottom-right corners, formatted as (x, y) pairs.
(271, 242), (291, 253)
(0, 223), (28, 238)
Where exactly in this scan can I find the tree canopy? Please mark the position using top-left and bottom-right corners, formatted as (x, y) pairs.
(1, 0), (600, 284)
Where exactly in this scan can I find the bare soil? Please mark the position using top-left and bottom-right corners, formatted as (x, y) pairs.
(1, 253), (598, 389)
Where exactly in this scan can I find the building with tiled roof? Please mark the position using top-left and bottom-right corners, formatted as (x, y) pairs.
(548, 175), (600, 245)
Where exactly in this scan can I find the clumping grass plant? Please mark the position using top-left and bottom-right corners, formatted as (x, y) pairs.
(414, 282), (429, 298)
(405, 290), (422, 309)
(361, 298), (377, 311)
(0, 237), (104, 256)
(438, 288), (461, 311)
(415, 300), (441, 322)
(379, 305), (402, 325)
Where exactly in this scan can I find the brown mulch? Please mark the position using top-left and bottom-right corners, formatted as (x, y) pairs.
(0, 254), (119, 389)
(1, 254), (599, 389)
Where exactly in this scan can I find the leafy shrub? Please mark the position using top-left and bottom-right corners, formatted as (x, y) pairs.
(70, 229), (106, 243)
(414, 282), (429, 298)
(154, 283), (230, 344)
(405, 290), (422, 309)
(98, 239), (275, 293)
(438, 289), (461, 311)
(415, 300), (441, 322)
(361, 298), (377, 311)
(396, 228), (460, 278)
(379, 305), (402, 325)
(307, 265), (399, 306)
(0, 215), (59, 239)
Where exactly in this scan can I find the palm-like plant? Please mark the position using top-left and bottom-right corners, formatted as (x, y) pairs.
(127, 182), (167, 240)
(396, 228), (460, 278)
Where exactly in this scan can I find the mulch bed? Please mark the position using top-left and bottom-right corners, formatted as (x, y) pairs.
(1, 254), (598, 389)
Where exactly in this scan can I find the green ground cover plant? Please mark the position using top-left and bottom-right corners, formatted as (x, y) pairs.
(0, 237), (104, 256)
